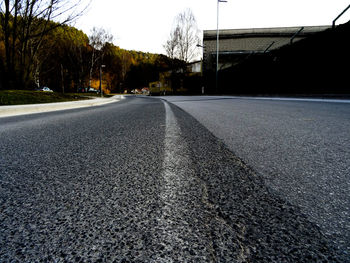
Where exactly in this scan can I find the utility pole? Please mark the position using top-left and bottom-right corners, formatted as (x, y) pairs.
(216, 0), (227, 94)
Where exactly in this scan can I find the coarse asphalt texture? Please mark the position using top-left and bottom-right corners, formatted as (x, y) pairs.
(162, 95), (350, 260)
(0, 96), (348, 262)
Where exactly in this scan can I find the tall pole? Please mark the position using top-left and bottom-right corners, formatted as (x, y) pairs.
(99, 65), (105, 97)
(99, 66), (102, 97)
(216, 0), (227, 94)
(216, 0), (219, 94)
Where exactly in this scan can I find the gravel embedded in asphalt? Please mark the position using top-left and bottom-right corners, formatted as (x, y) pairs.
(163, 96), (350, 259)
(0, 96), (347, 262)
(169, 101), (346, 262)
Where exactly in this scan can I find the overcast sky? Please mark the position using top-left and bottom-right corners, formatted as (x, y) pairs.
(74, 0), (350, 54)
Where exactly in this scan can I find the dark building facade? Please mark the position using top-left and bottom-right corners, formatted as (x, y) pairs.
(203, 26), (330, 72)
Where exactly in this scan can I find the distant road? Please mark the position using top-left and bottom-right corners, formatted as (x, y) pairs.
(0, 96), (348, 261)
(162, 95), (350, 257)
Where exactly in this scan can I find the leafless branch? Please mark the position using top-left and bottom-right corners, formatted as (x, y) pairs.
(164, 8), (200, 63)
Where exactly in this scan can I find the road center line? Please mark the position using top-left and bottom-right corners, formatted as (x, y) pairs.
(153, 101), (213, 262)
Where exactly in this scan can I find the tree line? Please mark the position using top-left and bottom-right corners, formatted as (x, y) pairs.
(0, 20), (176, 93)
(0, 0), (181, 93)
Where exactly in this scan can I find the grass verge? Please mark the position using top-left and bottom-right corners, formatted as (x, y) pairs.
(0, 90), (94, 105)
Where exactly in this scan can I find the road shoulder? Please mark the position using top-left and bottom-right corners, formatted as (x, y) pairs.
(0, 95), (124, 118)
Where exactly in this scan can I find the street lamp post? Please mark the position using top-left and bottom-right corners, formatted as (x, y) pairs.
(216, 0), (227, 94)
(99, 64), (106, 97)
(196, 44), (205, 95)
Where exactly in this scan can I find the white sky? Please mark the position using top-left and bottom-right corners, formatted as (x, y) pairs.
(74, 0), (350, 54)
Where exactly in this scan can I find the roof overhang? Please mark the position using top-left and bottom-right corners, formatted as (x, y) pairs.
(203, 26), (331, 40)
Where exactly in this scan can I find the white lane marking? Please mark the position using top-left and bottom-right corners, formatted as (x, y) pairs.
(154, 101), (213, 262)
(160, 96), (350, 104)
(231, 96), (350, 104)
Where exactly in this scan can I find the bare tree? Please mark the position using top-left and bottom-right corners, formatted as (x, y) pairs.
(164, 25), (180, 60)
(88, 27), (113, 89)
(164, 9), (200, 63)
(0, 0), (89, 89)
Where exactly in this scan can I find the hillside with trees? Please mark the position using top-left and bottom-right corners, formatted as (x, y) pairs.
(0, 1), (178, 93)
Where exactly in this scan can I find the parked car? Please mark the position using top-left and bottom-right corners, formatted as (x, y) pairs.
(142, 87), (150, 96)
(37, 87), (53, 92)
(88, 88), (99, 93)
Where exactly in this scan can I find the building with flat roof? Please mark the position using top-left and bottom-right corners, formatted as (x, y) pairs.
(202, 25), (330, 72)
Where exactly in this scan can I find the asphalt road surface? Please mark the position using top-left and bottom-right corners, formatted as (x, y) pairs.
(162, 96), (350, 259)
(0, 96), (349, 262)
